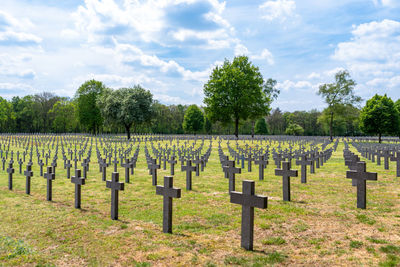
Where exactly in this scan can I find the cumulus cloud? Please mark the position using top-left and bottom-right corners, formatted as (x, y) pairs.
(333, 19), (400, 90)
(259, 0), (296, 22)
(250, 49), (274, 65)
(276, 80), (318, 92)
(0, 11), (41, 46)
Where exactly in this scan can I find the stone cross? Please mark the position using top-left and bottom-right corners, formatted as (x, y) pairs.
(275, 161), (298, 201)
(223, 161), (241, 193)
(346, 161), (377, 209)
(38, 160), (44, 176)
(106, 172), (125, 220)
(149, 161), (161, 186)
(100, 158), (108, 181)
(168, 156), (177, 175)
(24, 164), (33, 195)
(296, 155), (312, 183)
(121, 159), (130, 183)
(390, 151), (400, 177)
(254, 155), (268, 181)
(156, 176), (181, 233)
(65, 160), (72, 179)
(81, 158), (89, 179)
(71, 169), (85, 209)
(230, 180), (268, 251)
(7, 162), (14, 190)
(181, 160), (197, 190)
(44, 166), (55, 201)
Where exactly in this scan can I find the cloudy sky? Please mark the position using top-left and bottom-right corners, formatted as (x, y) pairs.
(0, 0), (399, 111)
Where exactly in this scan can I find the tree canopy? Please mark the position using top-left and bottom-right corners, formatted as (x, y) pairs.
(359, 94), (399, 143)
(75, 80), (106, 134)
(318, 70), (361, 140)
(182, 105), (204, 134)
(98, 85), (153, 139)
(255, 118), (268, 135)
(203, 56), (276, 138)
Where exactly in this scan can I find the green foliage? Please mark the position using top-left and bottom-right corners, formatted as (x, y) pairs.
(318, 104), (360, 136)
(255, 117), (268, 135)
(75, 80), (106, 134)
(266, 108), (286, 135)
(204, 116), (212, 134)
(285, 123), (304, 136)
(49, 100), (77, 133)
(182, 105), (204, 134)
(98, 85), (153, 139)
(318, 70), (361, 140)
(151, 102), (186, 134)
(0, 97), (15, 132)
(359, 94), (399, 143)
(203, 56), (276, 137)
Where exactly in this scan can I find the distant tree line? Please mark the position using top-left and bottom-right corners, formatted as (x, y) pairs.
(0, 56), (398, 140)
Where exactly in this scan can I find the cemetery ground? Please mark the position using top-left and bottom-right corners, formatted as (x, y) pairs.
(0, 139), (399, 266)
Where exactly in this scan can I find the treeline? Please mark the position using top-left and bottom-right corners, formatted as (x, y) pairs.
(0, 90), (357, 136)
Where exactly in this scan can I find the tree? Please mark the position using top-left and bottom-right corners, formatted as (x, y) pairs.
(285, 123), (304, 136)
(359, 94), (399, 143)
(75, 80), (106, 134)
(182, 105), (204, 134)
(266, 108), (286, 135)
(0, 97), (15, 132)
(204, 116), (212, 134)
(318, 70), (361, 141)
(49, 99), (77, 133)
(98, 85), (153, 139)
(255, 118), (268, 135)
(203, 56), (275, 138)
(33, 92), (60, 132)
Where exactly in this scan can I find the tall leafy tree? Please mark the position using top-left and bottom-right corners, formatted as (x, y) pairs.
(33, 92), (60, 132)
(0, 97), (15, 132)
(359, 94), (399, 143)
(255, 118), (268, 135)
(75, 80), (106, 134)
(98, 85), (153, 139)
(49, 99), (77, 133)
(182, 105), (204, 134)
(318, 70), (361, 140)
(266, 108), (286, 135)
(203, 56), (275, 138)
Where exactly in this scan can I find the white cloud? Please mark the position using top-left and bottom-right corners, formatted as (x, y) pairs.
(372, 0), (400, 7)
(250, 49), (274, 65)
(115, 41), (213, 82)
(0, 31), (42, 45)
(234, 43), (249, 56)
(333, 19), (400, 93)
(276, 80), (317, 92)
(259, 0), (296, 22)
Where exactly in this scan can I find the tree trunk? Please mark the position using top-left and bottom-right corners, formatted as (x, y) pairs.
(125, 124), (131, 140)
(329, 111), (334, 141)
(251, 120), (255, 138)
(379, 133), (382, 143)
(234, 116), (239, 139)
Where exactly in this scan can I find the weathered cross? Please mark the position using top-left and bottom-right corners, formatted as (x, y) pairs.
(346, 161), (377, 209)
(24, 164), (33, 195)
(44, 166), (55, 201)
(149, 161), (161, 186)
(121, 158), (130, 183)
(7, 162), (14, 190)
(65, 160), (72, 179)
(296, 155), (312, 183)
(156, 176), (181, 233)
(181, 160), (197, 190)
(254, 155), (268, 181)
(230, 180), (268, 251)
(223, 160), (241, 193)
(71, 169), (85, 209)
(106, 172), (125, 220)
(168, 156), (177, 175)
(275, 161), (298, 201)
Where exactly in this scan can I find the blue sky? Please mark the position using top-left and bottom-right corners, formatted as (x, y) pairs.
(0, 0), (400, 111)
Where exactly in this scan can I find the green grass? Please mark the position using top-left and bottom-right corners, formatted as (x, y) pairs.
(0, 136), (398, 266)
